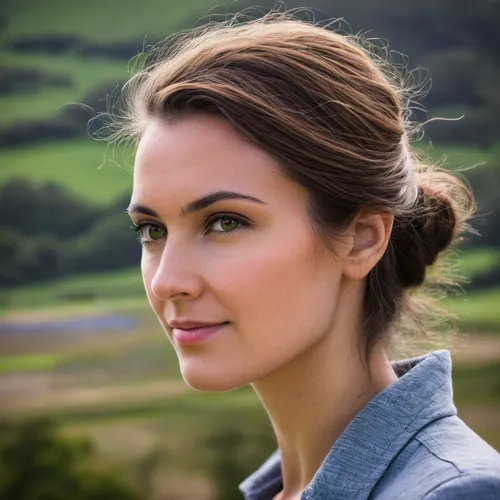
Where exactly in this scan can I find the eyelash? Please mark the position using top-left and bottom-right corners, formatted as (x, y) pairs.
(131, 213), (252, 247)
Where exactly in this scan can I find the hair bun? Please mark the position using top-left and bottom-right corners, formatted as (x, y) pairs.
(392, 184), (458, 288)
(415, 185), (457, 265)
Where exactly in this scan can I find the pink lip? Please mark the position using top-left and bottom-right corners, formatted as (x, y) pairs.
(173, 323), (229, 345)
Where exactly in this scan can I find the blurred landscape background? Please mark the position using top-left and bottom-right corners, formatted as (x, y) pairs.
(0, 1), (499, 499)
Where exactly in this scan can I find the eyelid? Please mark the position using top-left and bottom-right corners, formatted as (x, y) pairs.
(204, 211), (252, 225)
(204, 212), (253, 233)
(131, 219), (165, 230)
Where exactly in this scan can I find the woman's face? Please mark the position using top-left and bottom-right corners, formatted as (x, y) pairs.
(130, 114), (345, 391)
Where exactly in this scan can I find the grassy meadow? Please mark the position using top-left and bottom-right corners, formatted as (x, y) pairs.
(0, 53), (128, 126)
(0, 1), (499, 498)
(0, 140), (133, 204)
(0, 0), (219, 42)
(0, 0), (230, 129)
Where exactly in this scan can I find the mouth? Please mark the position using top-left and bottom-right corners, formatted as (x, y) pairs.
(173, 322), (230, 345)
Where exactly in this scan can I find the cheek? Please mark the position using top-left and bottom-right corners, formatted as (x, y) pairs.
(215, 229), (340, 355)
(180, 231), (342, 392)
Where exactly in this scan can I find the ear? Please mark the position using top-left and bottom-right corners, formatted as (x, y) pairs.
(342, 211), (394, 281)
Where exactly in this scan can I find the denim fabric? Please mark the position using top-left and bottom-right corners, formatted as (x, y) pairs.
(238, 350), (500, 499)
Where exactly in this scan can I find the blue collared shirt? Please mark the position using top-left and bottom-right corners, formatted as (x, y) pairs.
(238, 350), (500, 499)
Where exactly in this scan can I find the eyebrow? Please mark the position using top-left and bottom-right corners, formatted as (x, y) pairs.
(127, 190), (266, 218)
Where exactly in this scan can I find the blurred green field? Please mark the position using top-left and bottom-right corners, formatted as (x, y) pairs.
(417, 142), (500, 170)
(456, 248), (500, 279)
(444, 288), (500, 333)
(0, 267), (144, 311)
(0, 140), (133, 204)
(0, 53), (128, 126)
(0, 0), (226, 128)
(0, 353), (62, 374)
(0, 0), (220, 42)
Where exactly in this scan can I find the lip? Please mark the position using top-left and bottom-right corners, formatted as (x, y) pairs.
(172, 322), (229, 345)
(169, 319), (223, 330)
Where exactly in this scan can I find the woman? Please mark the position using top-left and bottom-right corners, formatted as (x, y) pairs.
(116, 12), (500, 500)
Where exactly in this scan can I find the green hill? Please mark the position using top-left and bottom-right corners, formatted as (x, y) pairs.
(0, 0), (218, 42)
(0, 140), (133, 205)
(0, 0), (222, 127)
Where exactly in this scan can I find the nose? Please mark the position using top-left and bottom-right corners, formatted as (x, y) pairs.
(148, 243), (203, 303)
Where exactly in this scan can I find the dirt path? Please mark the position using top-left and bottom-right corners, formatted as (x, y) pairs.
(450, 333), (500, 365)
(1, 379), (190, 416)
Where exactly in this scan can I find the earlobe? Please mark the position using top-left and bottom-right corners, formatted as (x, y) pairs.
(343, 213), (394, 281)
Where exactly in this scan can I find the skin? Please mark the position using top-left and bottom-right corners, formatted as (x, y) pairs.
(129, 114), (399, 500)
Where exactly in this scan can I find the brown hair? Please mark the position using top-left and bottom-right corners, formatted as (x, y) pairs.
(109, 12), (475, 361)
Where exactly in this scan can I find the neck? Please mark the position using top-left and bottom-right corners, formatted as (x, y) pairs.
(250, 283), (399, 498)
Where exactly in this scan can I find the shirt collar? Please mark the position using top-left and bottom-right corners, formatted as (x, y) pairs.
(239, 349), (457, 500)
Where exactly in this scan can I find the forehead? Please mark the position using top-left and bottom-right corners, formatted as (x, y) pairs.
(132, 115), (289, 202)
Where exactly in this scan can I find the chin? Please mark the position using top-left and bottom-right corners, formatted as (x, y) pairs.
(180, 364), (249, 392)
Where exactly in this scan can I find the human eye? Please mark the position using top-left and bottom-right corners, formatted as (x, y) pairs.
(131, 222), (167, 246)
(204, 213), (252, 236)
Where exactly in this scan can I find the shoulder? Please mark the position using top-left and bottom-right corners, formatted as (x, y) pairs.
(422, 471), (500, 499)
(414, 414), (500, 473)
(416, 415), (500, 498)
(371, 415), (500, 499)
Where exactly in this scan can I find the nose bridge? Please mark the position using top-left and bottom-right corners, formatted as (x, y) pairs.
(151, 238), (201, 301)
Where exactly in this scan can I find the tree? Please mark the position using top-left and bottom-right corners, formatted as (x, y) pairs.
(65, 209), (141, 274)
(0, 179), (100, 239)
(0, 419), (140, 500)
